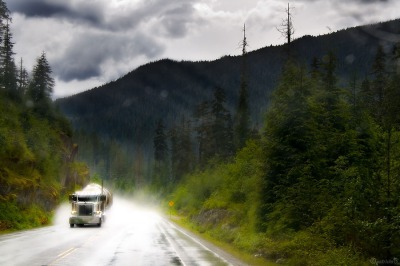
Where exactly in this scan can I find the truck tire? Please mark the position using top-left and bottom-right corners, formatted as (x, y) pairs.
(70, 224), (74, 228)
(97, 219), (102, 227)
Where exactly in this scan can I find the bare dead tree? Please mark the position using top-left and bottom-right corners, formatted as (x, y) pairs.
(277, 3), (295, 45)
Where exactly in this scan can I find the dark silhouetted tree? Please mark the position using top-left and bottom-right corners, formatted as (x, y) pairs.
(277, 3), (294, 45)
(154, 119), (168, 164)
(212, 86), (234, 159)
(17, 58), (29, 95)
(0, 20), (17, 96)
(170, 117), (194, 183)
(28, 52), (55, 117)
(235, 24), (250, 150)
(194, 100), (214, 167)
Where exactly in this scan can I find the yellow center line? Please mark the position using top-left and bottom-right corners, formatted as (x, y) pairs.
(48, 230), (103, 265)
(57, 247), (76, 258)
(48, 247), (77, 266)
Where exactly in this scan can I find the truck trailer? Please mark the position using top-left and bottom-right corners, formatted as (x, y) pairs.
(69, 183), (112, 227)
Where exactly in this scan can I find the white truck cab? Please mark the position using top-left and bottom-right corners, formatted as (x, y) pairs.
(69, 184), (112, 227)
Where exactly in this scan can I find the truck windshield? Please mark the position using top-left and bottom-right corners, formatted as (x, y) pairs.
(77, 196), (98, 202)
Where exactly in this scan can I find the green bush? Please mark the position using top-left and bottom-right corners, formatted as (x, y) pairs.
(0, 201), (50, 231)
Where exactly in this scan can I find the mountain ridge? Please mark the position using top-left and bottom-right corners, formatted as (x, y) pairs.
(56, 18), (400, 150)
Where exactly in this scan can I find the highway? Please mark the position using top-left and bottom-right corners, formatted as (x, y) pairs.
(0, 197), (247, 266)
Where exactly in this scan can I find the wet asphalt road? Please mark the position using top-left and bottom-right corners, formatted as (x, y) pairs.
(0, 197), (247, 266)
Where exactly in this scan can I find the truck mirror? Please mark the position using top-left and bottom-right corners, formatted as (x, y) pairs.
(69, 194), (77, 202)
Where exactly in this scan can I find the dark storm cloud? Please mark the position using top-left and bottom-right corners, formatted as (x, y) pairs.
(6, 0), (200, 37)
(7, 0), (66, 17)
(52, 31), (165, 82)
(5, 0), (104, 25)
(6, 0), (202, 82)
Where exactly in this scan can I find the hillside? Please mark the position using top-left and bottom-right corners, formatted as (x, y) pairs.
(56, 18), (400, 151)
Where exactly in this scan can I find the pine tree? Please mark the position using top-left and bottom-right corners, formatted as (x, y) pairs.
(194, 100), (214, 167)
(153, 119), (170, 189)
(370, 45), (387, 123)
(170, 117), (194, 183)
(28, 52), (55, 117)
(211, 86), (234, 159)
(154, 119), (168, 164)
(0, 0), (9, 28)
(0, 19), (17, 96)
(17, 58), (29, 96)
(235, 24), (250, 150)
(261, 62), (316, 230)
(310, 56), (320, 79)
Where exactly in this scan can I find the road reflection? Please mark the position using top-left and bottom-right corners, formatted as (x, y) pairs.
(0, 195), (240, 266)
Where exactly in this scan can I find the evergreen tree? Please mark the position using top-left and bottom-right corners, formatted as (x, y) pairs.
(261, 62), (316, 230)
(359, 78), (373, 112)
(211, 86), (234, 159)
(17, 58), (29, 96)
(194, 86), (234, 167)
(154, 119), (168, 164)
(153, 119), (169, 188)
(370, 45), (388, 123)
(194, 100), (215, 167)
(310, 56), (320, 79)
(0, 0), (9, 28)
(28, 52), (55, 117)
(235, 24), (250, 150)
(0, 19), (17, 96)
(170, 117), (194, 183)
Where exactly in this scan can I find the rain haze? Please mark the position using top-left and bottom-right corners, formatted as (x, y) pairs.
(5, 0), (400, 98)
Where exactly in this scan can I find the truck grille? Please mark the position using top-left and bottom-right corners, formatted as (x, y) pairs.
(78, 204), (93, 216)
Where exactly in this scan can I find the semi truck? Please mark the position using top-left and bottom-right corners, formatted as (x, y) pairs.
(69, 183), (112, 227)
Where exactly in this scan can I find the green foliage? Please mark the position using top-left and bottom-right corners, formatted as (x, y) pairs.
(172, 140), (264, 250)
(0, 201), (50, 231)
(260, 230), (367, 266)
(0, 1), (82, 231)
(170, 41), (400, 264)
(194, 86), (234, 167)
(0, 91), (77, 231)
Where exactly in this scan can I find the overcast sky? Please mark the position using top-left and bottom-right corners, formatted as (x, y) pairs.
(4, 0), (400, 98)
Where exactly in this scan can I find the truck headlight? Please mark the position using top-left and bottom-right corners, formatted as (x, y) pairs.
(71, 211), (77, 215)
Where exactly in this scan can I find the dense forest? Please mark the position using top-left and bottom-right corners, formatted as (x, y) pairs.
(172, 44), (400, 264)
(0, 1), (87, 231)
(56, 15), (400, 264)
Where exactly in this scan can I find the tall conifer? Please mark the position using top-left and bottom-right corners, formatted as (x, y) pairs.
(235, 24), (250, 150)
(0, 20), (17, 94)
(28, 52), (55, 116)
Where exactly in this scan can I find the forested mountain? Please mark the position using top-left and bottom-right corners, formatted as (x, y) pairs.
(56, 18), (400, 152)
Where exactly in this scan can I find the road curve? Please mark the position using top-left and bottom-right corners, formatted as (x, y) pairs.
(0, 197), (248, 266)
